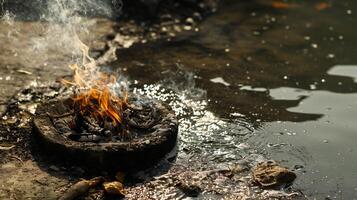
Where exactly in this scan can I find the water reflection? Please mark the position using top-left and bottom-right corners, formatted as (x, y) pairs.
(111, 0), (357, 198)
(253, 89), (357, 197)
(113, 40), (326, 123)
(131, 79), (254, 168)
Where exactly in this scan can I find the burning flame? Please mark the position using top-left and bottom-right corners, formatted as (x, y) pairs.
(62, 36), (127, 126)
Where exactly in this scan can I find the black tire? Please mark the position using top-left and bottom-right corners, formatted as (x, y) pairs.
(33, 98), (178, 172)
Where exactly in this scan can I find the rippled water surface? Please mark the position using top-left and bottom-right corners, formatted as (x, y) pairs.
(0, 0), (356, 198)
(111, 0), (357, 198)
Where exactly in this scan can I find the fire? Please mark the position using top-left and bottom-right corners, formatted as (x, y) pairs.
(62, 36), (127, 127)
(72, 76), (127, 126)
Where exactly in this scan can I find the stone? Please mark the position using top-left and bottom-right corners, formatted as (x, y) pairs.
(252, 160), (296, 188)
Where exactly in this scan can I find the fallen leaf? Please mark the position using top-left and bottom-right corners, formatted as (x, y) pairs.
(103, 181), (126, 196)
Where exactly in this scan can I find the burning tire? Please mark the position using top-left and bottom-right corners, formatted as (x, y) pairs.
(33, 97), (178, 172)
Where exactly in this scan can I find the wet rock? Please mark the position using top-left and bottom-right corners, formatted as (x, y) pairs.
(252, 160), (296, 188)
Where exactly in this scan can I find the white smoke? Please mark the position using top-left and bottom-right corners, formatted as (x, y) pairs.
(30, 0), (122, 62)
(0, 0), (122, 69)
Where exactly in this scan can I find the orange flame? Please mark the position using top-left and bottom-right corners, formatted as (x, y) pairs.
(62, 36), (127, 127)
(74, 87), (126, 126)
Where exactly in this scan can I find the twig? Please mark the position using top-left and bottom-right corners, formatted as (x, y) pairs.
(0, 145), (15, 150)
(9, 155), (23, 163)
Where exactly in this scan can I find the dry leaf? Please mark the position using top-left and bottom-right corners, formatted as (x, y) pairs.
(103, 181), (126, 196)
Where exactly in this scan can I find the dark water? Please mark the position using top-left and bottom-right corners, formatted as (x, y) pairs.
(111, 0), (357, 198)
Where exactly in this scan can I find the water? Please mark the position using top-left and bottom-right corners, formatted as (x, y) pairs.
(1, 0), (357, 198)
(110, 0), (357, 198)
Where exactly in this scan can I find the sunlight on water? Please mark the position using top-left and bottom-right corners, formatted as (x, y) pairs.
(133, 81), (256, 166)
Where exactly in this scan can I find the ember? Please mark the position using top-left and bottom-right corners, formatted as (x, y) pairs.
(61, 37), (131, 139)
